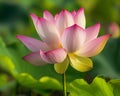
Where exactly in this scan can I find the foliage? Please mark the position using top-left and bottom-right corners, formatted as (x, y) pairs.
(68, 77), (120, 96)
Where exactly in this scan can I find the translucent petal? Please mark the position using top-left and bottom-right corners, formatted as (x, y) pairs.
(69, 54), (93, 72)
(76, 34), (111, 57)
(85, 23), (100, 42)
(40, 48), (67, 64)
(23, 52), (48, 66)
(16, 35), (49, 52)
(75, 8), (86, 28)
(61, 24), (86, 52)
(54, 57), (69, 74)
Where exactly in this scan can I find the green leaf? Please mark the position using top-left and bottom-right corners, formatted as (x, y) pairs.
(0, 74), (16, 91)
(68, 77), (114, 96)
(109, 79), (120, 96)
(16, 73), (62, 90)
(0, 56), (15, 73)
(0, 37), (62, 92)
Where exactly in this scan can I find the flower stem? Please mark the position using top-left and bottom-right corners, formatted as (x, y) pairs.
(63, 72), (67, 96)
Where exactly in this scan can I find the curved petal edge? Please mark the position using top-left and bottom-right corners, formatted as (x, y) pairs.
(61, 24), (86, 52)
(76, 34), (112, 57)
(54, 57), (69, 74)
(23, 52), (48, 66)
(16, 35), (49, 52)
(40, 48), (67, 64)
(69, 54), (93, 72)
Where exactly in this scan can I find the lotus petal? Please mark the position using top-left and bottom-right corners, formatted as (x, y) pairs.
(40, 48), (67, 64)
(76, 34), (111, 57)
(23, 52), (48, 66)
(56, 10), (74, 34)
(43, 10), (55, 22)
(85, 23), (100, 42)
(54, 57), (69, 74)
(61, 24), (86, 52)
(69, 54), (93, 72)
(30, 13), (38, 32)
(75, 8), (86, 28)
(16, 35), (49, 52)
(36, 18), (60, 48)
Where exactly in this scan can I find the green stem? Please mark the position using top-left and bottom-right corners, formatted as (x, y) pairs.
(63, 72), (67, 96)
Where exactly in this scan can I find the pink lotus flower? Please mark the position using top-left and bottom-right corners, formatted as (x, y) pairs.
(17, 8), (111, 74)
(108, 23), (119, 38)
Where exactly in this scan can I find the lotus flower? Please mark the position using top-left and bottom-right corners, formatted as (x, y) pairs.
(108, 23), (119, 38)
(17, 8), (111, 74)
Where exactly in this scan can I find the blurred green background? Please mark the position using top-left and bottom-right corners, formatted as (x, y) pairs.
(0, 0), (120, 96)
